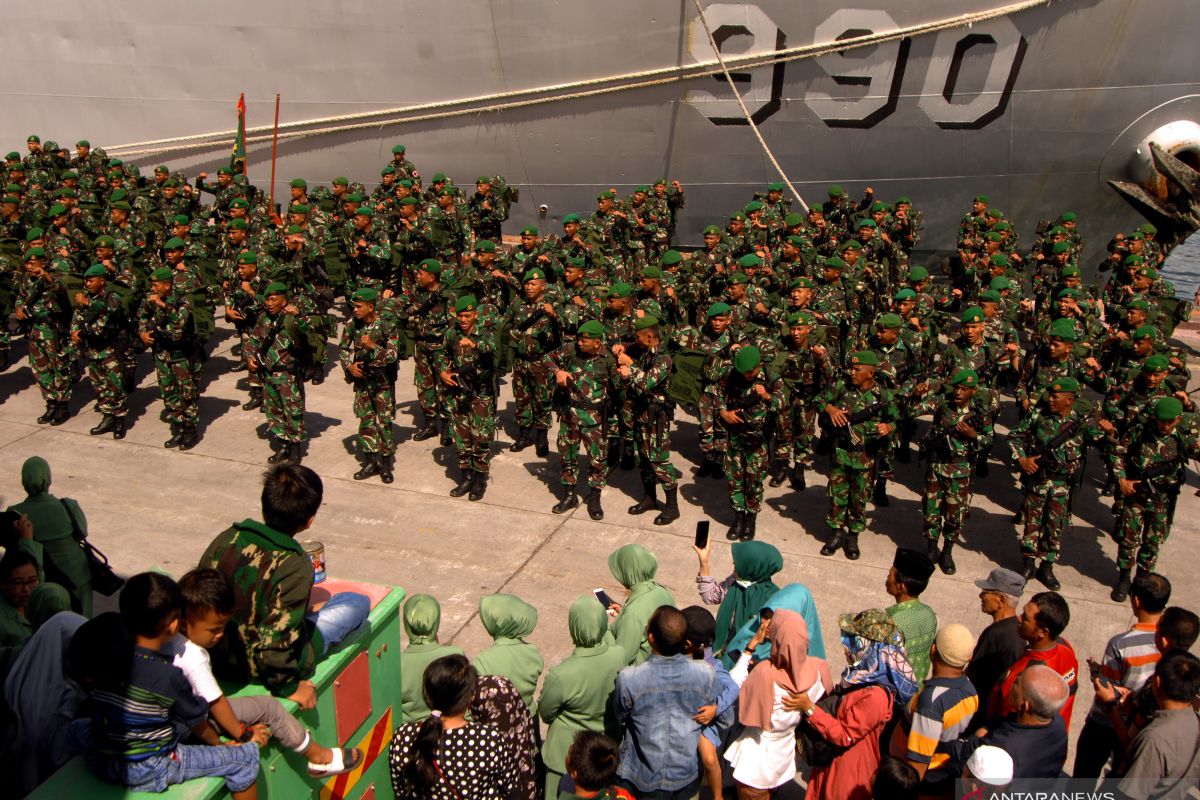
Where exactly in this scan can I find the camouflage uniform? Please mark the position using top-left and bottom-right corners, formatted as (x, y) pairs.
(541, 341), (614, 493)
(245, 310), (312, 446)
(508, 292), (563, 435)
(339, 314), (400, 457)
(817, 380), (898, 538)
(619, 342), (678, 491)
(773, 337), (833, 478)
(399, 283), (454, 428)
(15, 271), (71, 405)
(914, 391), (994, 546)
(138, 288), (200, 428)
(713, 369), (783, 515)
(70, 286), (130, 419)
(435, 321), (498, 478)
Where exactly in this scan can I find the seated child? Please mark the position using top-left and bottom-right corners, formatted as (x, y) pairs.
(169, 568), (363, 777)
(559, 731), (634, 800)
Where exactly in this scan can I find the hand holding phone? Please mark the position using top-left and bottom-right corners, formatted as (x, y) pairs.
(694, 520), (710, 549)
(593, 588), (615, 610)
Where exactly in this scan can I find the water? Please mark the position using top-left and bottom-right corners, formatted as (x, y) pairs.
(1163, 235), (1200, 300)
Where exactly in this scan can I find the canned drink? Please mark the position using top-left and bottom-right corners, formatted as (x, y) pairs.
(302, 540), (326, 584)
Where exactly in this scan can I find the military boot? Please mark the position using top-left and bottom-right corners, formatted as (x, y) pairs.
(872, 477), (889, 507)
(897, 441), (912, 463)
(926, 538), (941, 562)
(585, 489), (604, 520)
(438, 419), (453, 447)
(1020, 556), (1037, 580)
(412, 421), (438, 441)
(1037, 560), (1060, 591)
(740, 513), (758, 541)
(820, 528), (845, 557)
(696, 456), (714, 478)
(552, 487), (580, 514)
(606, 437), (621, 471)
(510, 427), (533, 452)
(268, 443), (290, 464)
(37, 403), (55, 424)
(767, 461), (788, 488)
(709, 453), (726, 479)
(164, 423), (184, 449)
(1111, 569), (1132, 603)
(242, 390), (263, 411)
(468, 472), (487, 501)
(286, 443), (304, 465)
(628, 481), (658, 515)
(653, 488), (680, 526)
(938, 540), (956, 575)
(178, 425), (200, 451)
(379, 456), (394, 484)
(354, 455), (380, 481)
(450, 471), (474, 497)
(49, 401), (71, 426)
(90, 414), (115, 435)
(726, 512), (745, 541)
(843, 531), (861, 560)
(790, 465), (806, 491)
(534, 428), (549, 457)
(111, 416), (127, 440)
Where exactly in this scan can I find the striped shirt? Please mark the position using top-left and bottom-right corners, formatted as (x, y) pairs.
(887, 599), (938, 683)
(892, 675), (979, 784)
(1086, 622), (1160, 727)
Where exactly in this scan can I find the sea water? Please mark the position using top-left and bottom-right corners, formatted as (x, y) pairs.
(1163, 235), (1200, 300)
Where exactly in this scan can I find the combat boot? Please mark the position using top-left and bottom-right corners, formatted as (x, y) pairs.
(620, 440), (635, 471)
(1111, 569), (1132, 603)
(379, 456), (394, 484)
(90, 414), (115, 435)
(178, 425), (200, 451)
(50, 401), (71, 426)
(268, 438), (290, 463)
(111, 416), (127, 440)
(820, 528), (845, 557)
(938, 540), (956, 575)
(975, 458), (990, 478)
(1020, 556), (1037, 580)
(926, 538), (940, 561)
(586, 489), (604, 520)
(450, 471), (474, 497)
(843, 531), (861, 561)
(653, 488), (680, 526)
(468, 472), (487, 501)
(242, 390), (263, 411)
(552, 487), (580, 514)
(286, 443), (304, 465)
(354, 455), (380, 481)
(740, 513), (757, 541)
(412, 422), (438, 441)
(790, 465), (806, 491)
(37, 403), (55, 424)
(696, 456), (714, 478)
(710, 454), (726, 479)
(628, 481), (658, 515)
(767, 461), (787, 488)
(534, 428), (549, 458)
(509, 427), (533, 452)
(872, 477), (889, 507)
(897, 442), (912, 464)
(164, 423), (184, 449)
(438, 419), (453, 447)
(1037, 560), (1060, 591)
(726, 512), (745, 541)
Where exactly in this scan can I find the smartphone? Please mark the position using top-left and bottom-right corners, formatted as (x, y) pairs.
(694, 520), (710, 549)
(593, 588), (615, 609)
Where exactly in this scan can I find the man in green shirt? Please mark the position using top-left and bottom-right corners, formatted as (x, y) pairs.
(886, 547), (939, 683)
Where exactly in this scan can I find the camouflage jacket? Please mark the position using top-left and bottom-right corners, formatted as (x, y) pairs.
(245, 310), (311, 375)
(617, 344), (674, 422)
(137, 290), (194, 354)
(70, 288), (128, 354)
(914, 391), (995, 477)
(712, 368), (784, 443)
(541, 341), (615, 425)
(1009, 407), (1108, 482)
(435, 322), (498, 397)
(508, 290), (563, 360)
(397, 284), (454, 347)
(777, 338), (833, 402)
(1115, 419), (1200, 493)
(339, 314), (399, 379)
(816, 380), (899, 469)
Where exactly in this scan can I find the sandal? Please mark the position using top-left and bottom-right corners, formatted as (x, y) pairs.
(307, 747), (363, 777)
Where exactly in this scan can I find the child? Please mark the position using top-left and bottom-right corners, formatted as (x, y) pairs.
(169, 568), (362, 777)
(560, 731), (634, 800)
(79, 572), (263, 799)
(681, 605), (741, 800)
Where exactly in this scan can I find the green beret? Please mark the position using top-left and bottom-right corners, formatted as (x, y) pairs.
(437, 187), (456, 198)
(1061, 265), (1081, 277)
(1155, 397), (1184, 421)
(289, 178), (308, 189)
(827, 185), (844, 198)
(228, 218), (249, 230)
(642, 265), (662, 279)
(332, 176), (349, 185)
(522, 269), (546, 282)
(896, 196), (911, 204)
(565, 256), (586, 269)
(727, 272), (749, 285)
(4, 152), (18, 161)
(263, 281), (289, 297)
(346, 193), (365, 203)
(850, 350), (879, 367)
(1143, 354), (1170, 373)
(961, 306), (985, 323)
(520, 226), (539, 236)
(399, 196), (419, 206)
(1, 195), (18, 204)
(871, 202), (887, 213)
(979, 289), (1003, 302)
(290, 203), (309, 214)
(1061, 212), (1077, 222)
(634, 315), (660, 331)
(285, 225), (304, 235)
(168, 214), (188, 226)
(1129, 232), (1146, 241)
(154, 165), (170, 174)
(1051, 241), (1071, 254)
(454, 294), (478, 313)
(993, 221), (1013, 231)
(397, 179), (413, 189)
(24, 247), (45, 259)
(110, 188), (129, 202)
(858, 218), (877, 229)
(607, 282), (633, 299)
(26, 135), (39, 143)
(578, 320), (605, 338)
(1050, 376), (1079, 393)
(985, 232), (1003, 242)
(989, 276), (1013, 290)
(380, 166), (396, 176)
(841, 240), (862, 251)
(562, 213), (581, 224)
(974, 194), (988, 203)
(1131, 325), (1158, 341)
(26, 227), (44, 241)
(785, 236), (806, 247)
(1048, 318), (1078, 342)
(215, 166), (231, 176)
(788, 310), (816, 326)
(392, 144), (406, 154)
(733, 346), (761, 373)
(894, 288), (917, 301)
(48, 203), (67, 217)
(635, 185), (649, 194)
(767, 181), (784, 192)
(738, 253), (762, 268)
(150, 267), (174, 282)
(231, 252), (258, 268)
(986, 209), (1004, 219)
(418, 258), (442, 275)
(703, 225), (721, 235)
(229, 198), (249, 208)
(824, 256), (846, 270)
(951, 369), (979, 388)
(94, 235), (115, 246)
(474, 239), (496, 253)
(1139, 223), (1158, 235)
(1056, 288), (1080, 299)
(354, 206), (373, 217)
(477, 176), (493, 186)
(83, 264), (108, 278)
(878, 313), (903, 329)
(784, 213), (804, 227)
(1127, 297), (1151, 311)
(791, 277), (815, 290)
(351, 287), (380, 303)
(9, 164), (25, 173)
(706, 301), (731, 318)
(744, 201), (763, 213)
(1124, 254), (1145, 267)
(661, 249), (683, 266)
(729, 213), (746, 222)
(110, 201), (131, 211)
(431, 172), (447, 183)
(163, 237), (186, 250)
(1138, 267), (1159, 280)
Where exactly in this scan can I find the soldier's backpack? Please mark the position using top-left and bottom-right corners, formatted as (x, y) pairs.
(489, 175), (518, 222)
(668, 348), (708, 410)
(188, 290), (216, 342)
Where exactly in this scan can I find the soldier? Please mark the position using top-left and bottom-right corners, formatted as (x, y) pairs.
(138, 267), (201, 449)
(615, 316), (679, 526)
(400, 258), (454, 442)
(681, 301), (740, 478)
(224, 252), (266, 408)
(437, 294), (498, 501)
(1010, 376), (1114, 589)
(245, 283), (314, 466)
(713, 345), (782, 541)
(1016, 318), (1107, 417)
(542, 319), (615, 520)
(771, 310), (833, 490)
(861, 312), (924, 505)
(387, 144), (421, 185)
(343, 207), (392, 294)
(467, 176), (505, 243)
(340, 288), (399, 483)
(70, 264), (131, 438)
(1110, 396), (1200, 601)
(914, 369), (994, 575)
(818, 350), (898, 559)
(509, 268), (562, 456)
(14, 248), (72, 424)
(426, 187), (469, 266)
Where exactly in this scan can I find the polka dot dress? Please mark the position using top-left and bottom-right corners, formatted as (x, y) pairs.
(389, 721), (518, 800)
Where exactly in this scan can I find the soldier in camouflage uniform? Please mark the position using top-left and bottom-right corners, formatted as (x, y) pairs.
(818, 350), (898, 560)
(343, 207), (392, 295)
(508, 268), (563, 456)
(615, 316), (680, 526)
(245, 283), (314, 466)
(138, 267), (202, 449)
(678, 301), (740, 478)
(861, 312), (924, 505)
(224, 251), (267, 408)
(541, 320), (615, 520)
(70, 264), (131, 438)
(426, 187), (470, 266)
(340, 288), (400, 483)
(913, 369), (994, 575)
(15, 248), (73, 424)
(400, 258), (454, 442)
(1016, 318), (1107, 417)
(1009, 376), (1114, 590)
(467, 176), (506, 243)
(771, 310), (833, 490)
(713, 345), (782, 541)
(436, 294), (498, 501)
(1110, 396), (1200, 601)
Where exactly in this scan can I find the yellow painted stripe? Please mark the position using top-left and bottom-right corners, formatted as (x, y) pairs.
(320, 706), (394, 800)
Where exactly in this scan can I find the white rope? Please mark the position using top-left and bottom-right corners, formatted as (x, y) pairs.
(690, 0), (807, 212)
(104, 0), (1050, 160)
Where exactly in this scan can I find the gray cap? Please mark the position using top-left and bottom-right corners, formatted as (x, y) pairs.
(975, 568), (1025, 597)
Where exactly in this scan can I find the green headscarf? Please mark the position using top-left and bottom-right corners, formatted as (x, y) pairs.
(479, 594), (538, 641)
(714, 542), (784, 653)
(21, 457), (51, 497)
(567, 593), (608, 649)
(607, 544), (658, 589)
(403, 594), (443, 646)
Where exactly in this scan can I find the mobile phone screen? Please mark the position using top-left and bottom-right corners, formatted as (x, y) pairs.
(694, 521), (710, 549)
(593, 588), (615, 609)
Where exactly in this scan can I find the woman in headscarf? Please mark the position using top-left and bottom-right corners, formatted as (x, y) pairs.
(0, 512), (72, 681)
(539, 593), (627, 799)
(723, 582), (825, 666)
(606, 543), (675, 665)
(470, 674), (539, 800)
(400, 594), (465, 722)
(472, 593), (543, 713)
(792, 609), (917, 800)
(693, 540), (783, 658)
(724, 609), (833, 799)
(7, 456), (93, 616)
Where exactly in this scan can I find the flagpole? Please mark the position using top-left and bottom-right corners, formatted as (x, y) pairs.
(269, 93), (280, 212)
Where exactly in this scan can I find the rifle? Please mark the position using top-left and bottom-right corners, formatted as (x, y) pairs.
(919, 405), (983, 462)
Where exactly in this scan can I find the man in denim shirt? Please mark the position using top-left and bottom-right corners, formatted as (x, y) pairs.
(614, 605), (719, 799)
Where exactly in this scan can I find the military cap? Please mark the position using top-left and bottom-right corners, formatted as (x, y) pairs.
(93, 235), (115, 247)
(702, 224), (721, 235)
(332, 176), (349, 185)
(824, 256), (846, 270)
(351, 287), (379, 303)
(727, 272), (750, 285)
(229, 197), (249, 208)
(896, 196), (912, 204)
(344, 193), (363, 204)
(83, 264), (109, 279)
(1129, 231), (1145, 241)
(706, 301), (731, 318)
(894, 287), (917, 301)
(431, 172), (447, 183)
(1048, 318), (1077, 341)
(744, 201), (764, 213)
(1127, 297), (1151, 311)
(26, 135), (39, 143)
(1056, 288), (1080, 299)
(237, 252), (259, 265)
(290, 203), (309, 214)
(661, 249), (683, 266)
(228, 218), (249, 230)
(784, 212), (805, 227)
(474, 239), (496, 253)
(986, 208), (1005, 219)
(565, 256), (586, 269)
(858, 218), (877, 229)
(841, 240), (862, 251)
(454, 294), (478, 312)
(838, 609), (898, 643)
(60, 171), (80, 183)
(781, 235), (804, 248)
(878, 312), (903, 329)
(169, 214), (189, 226)
(642, 265), (662, 279)
(1124, 254), (1145, 266)
(578, 320), (605, 338)
(48, 203), (67, 217)
(392, 144), (406, 154)
(974, 194), (989, 203)
(399, 196), (419, 205)
(380, 166), (396, 176)
(3, 152), (18, 161)
(607, 282), (633, 299)
(653, 178), (667, 186)
(1139, 223), (1158, 235)
(827, 185), (845, 198)
(985, 232), (1003, 242)
(24, 247), (45, 259)
(285, 225), (304, 235)
(418, 258), (442, 275)
(436, 188), (455, 198)
(1143, 354), (1170, 373)
(476, 176), (494, 186)
(1050, 376), (1080, 393)
(634, 315), (660, 331)
(733, 346), (761, 373)
(729, 212), (746, 222)
(111, 201), (131, 211)
(1061, 211), (1077, 222)
(9, 164), (25, 173)
(791, 277), (815, 290)
(788, 310), (816, 327)
(25, 227), (44, 241)
(522, 268), (546, 282)
(1155, 396), (1184, 421)
(289, 178), (308, 189)
(951, 369), (979, 388)
(1061, 265), (1081, 277)
(397, 179), (413, 189)
(871, 202), (888, 213)
(163, 236), (187, 250)
(894, 547), (936, 581)
(5, 183), (22, 193)
(216, 166), (232, 176)
(110, 188), (130, 202)
(353, 206), (372, 217)
(1050, 241), (1071, 255)
(850, 350), (879, 367)
(738, 253), (763, 268)
(263, 281), (289, 297)
(979, 289), (1003, 303)
(0, 195), (18, 204)
(149, 267), (173, 282)
(635, 184), (649, 194)
(1049, 225), (1068, 236)
(563, 213), (581, 224)
(517, 226), (539, 237)
(961, 306), (985, 323)
(154, 165), (169, 174)
(1131, 325), (1158, 341)
(993, 221), (1013, 231)
(1137, 266), (1159, 280)
(767, 181), (784, 192)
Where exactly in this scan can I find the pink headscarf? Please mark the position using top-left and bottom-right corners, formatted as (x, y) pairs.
(738, 609), (833, 730)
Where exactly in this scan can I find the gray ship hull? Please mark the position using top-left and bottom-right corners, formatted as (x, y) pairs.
(6, 0), (1200, 252)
